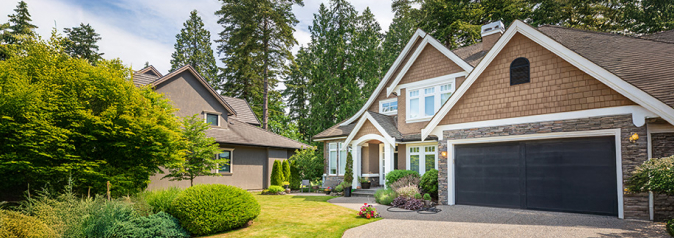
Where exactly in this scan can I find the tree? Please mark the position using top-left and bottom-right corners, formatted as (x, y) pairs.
(354, 7), (384, 98)
(344, 151), (353, 185)
(382, 0), (416, 72)
(282, 159), (291, 182)
(0, 34), (185, 198)
(289, 160), (301, 190)
(627, 0), (674, 34)
(288, 147), (322, 181)
(216, 0), (304, 130)
(1, 1), (38, 60)
(170, 10), (219, 85)
(164, 115), (225, 187)
(63, 23), (103, 65)
(282, 47), (311, 142)
(270, 160), (284, 186)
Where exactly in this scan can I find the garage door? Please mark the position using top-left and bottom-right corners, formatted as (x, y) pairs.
(455, 136), (618, 216)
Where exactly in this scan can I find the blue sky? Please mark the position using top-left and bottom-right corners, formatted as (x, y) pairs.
(0, 0), (395, 76)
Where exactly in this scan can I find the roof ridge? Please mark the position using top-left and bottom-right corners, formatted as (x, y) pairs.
(229, 117), (311, 148)
(538, 25), (674, 45)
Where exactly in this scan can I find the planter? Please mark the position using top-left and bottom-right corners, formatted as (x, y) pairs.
(324, 190), (331, 195)
(344, 186), (352, 197)
(361, 182), (371, 189)
(283, 185), (289, 189)
(424, 200), (431, 207)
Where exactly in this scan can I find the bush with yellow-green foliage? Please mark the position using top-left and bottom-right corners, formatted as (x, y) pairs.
(0, 210), (57, 238)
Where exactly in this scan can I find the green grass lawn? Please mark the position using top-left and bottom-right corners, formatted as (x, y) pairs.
(205, 194), (379, 238)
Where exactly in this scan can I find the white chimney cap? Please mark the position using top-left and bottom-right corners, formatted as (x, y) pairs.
(481, 21), (505, 37)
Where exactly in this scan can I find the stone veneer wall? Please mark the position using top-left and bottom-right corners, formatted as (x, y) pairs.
(650, 130), (674, 221)
(437, 114), (649, 220)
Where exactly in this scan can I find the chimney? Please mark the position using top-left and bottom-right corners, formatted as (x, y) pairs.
(481, 21), (505, 52)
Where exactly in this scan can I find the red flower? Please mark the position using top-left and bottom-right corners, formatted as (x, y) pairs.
(366, 213), (371, 219)
(364, 203), (367, 206)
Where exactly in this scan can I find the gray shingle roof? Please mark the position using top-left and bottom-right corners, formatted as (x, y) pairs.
(313, 119), (355, 139)
(221, 96), (260, 125)
(642, 30), (674, 43)
(133, 73), (159, 86)
(537, 25), (674, 108)
(452, 42), (488, 67)
(368, 112), (402, 139)
(206, 118), (310, 150)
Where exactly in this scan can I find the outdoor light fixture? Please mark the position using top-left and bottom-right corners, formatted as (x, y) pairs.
(441, 151), (447, 157)
(629, 133), (639, 143)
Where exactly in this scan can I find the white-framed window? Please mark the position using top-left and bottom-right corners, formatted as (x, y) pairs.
(338, 142), (347, 175)
(379, 99), (398, 115)
(329, 143), (338, 175)
(408, 145), (437, 175)
(217, 149), (233, 173)
(406, 81), (455, 122)
(204, 112), (220, 126)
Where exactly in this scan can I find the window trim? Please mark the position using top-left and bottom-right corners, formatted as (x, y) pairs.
(379, 98), (398, 115)
(338, 142), (347, 176)
(217, 148), (234, 173)
(406, 145), (437, 175)
(203, 111), (221, 127)
(406, 80), (456, 123)
(328, 143), (338, 175)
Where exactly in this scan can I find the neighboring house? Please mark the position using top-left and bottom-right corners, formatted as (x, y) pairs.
(134, 65), (310, 190)
(313, 20), (674, 221)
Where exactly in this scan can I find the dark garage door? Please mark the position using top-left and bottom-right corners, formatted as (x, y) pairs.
(455, 136), (618, 216)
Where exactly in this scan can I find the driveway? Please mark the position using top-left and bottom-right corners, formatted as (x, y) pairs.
(329, 197), (668, 237)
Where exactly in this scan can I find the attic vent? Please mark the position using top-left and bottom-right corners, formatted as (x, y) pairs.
(510, 57), (530, 85)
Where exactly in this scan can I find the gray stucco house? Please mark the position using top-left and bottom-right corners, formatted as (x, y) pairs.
(134, 65), (309, 190)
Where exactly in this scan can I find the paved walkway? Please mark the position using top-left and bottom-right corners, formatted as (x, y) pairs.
(329, 197), (668, 237)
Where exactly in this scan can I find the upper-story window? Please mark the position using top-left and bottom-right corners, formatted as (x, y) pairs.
(379, 99), (398, 115)
(510, 57), (530, 85)
(205, 112), (220, 126)
(407, 81), (455, 122)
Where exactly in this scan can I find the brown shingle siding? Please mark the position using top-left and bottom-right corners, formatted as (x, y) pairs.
(355, 121), (383, 139)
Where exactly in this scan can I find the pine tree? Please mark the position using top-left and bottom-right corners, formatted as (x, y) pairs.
(382, 0), (416, 71)
(1, 1), (37, 60)
(282, 159), (291, 182)
(170, 10), (219, 85)
(344, 151), (353, 185)
(63, 23), (103, 65)
(282, 47), (311, 142)
(270, 160), (284, 186)
(216, 0), (303, 130)
(354, 7), (384, 99)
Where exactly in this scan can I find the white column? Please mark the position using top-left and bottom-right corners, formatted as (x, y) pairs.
(384, 142), (394, 187)
(351, 144), (361, 188)
(447, 142), (455, 205)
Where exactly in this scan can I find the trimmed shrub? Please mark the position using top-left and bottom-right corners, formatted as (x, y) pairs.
(289, 160), (301, 190)
(420, 169), (438, 198)
(111, 212), (189, 238)
(171, 184), (260, 236)
(385, 170), (420, 187)
(0, 210), (57, 238)
(395, 185), (420, 198)
(282, 160), (291, 182)
(335, 185), (344, 193)
(267, 185), (284, 193)
(344, 152), (354, 185)
(423, 193), (432, 201)
(140, 187), (182, 214)
(391, 174), (420, 191)
(271, 160), (284, 186)
(414, 193), (422, 199)
(374, 188), (396, 205)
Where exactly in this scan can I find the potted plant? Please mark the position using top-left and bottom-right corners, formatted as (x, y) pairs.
(359, 176), (371, 189)
(342, 181), (353, 197)
(423, 193), (432, 207)
(324, 187), (331, 195)
(282, 181), (290, 190)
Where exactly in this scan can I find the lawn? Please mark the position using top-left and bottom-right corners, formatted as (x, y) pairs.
(205, 194), (379, 238)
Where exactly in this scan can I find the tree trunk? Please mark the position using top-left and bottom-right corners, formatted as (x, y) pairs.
(262, 19), (269, 130)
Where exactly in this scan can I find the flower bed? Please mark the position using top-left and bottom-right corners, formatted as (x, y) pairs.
(358, 203), (380, 219)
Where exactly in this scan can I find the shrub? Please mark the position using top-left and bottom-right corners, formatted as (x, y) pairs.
(395, 185), (420, 198)
(420, 169), (438, 198)
(668, 219), (674, 237)
(289, 160), (301, 190)
(171, 184), (260, 236)
(627, 155), (674, 195)
(403, 199), (424, 210)
(80, 199), (137, 238)
(385, 170), (420, 187)
(0, 210), (57, 238)
(339, 181), (352, 189)
(111, 212), (189, 238)
(140, 187), (182, 214)
(374, 188), (396, 205)
(423, 193), (432, 201)
(391, 196), (407, 207)
(391, 174), (421, 191)
(335, 185), (344, 193)
(344, 152), (354, 185)
(267, 185), (284, 193)
(288, 147), (323, 181)
(270, 160), (284, 186)
(282, 160), (291, 182)
(414, 193), (422, 199)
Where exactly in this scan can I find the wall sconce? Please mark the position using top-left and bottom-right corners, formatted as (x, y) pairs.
(629, 133), (639, 143)
(441, 151), (447, 157)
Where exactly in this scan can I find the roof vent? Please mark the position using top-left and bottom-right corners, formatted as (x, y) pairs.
(481, 21), (505, 52)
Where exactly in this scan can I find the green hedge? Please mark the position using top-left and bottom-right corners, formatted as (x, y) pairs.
(420, 169), (438, 198)
(271, 160), (284, 186)
(267, 185), (284, 193)
(385, 170), (420, 187)
(171, 184), (260, 236)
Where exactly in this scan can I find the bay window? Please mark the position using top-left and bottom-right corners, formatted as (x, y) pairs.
(408, 145), (437, 175)
(406, 81), (455, 122)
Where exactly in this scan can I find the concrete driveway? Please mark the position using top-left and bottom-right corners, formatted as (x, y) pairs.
(329, 197), (668, 237)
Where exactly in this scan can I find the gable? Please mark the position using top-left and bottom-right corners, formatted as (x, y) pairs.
(354, 120), (383, 139)
(438, 33), (636, 125)
(368, 38), (423, 112)
(154, 71), (231, 122)
(398, 44), (465, 86)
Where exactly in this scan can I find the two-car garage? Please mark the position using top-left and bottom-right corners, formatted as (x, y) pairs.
(452, 136), (620, 217)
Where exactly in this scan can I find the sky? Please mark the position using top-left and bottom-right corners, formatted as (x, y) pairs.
(0, 0), (395, 76)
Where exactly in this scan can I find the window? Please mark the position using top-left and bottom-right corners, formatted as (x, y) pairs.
(205, 113), (219, 126)
(510, 57), (530, 85)
(338, 142), (347, 175)
(407, 81), (455, 121)
(218, 150), (232, 173)
(379, 99), (398, 115)
(408, 145), (437, 175)
(329, 143), (337, 175)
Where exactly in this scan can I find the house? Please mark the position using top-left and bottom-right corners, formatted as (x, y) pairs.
(134, 65), (310, 190)
(313, 20), (674, 221)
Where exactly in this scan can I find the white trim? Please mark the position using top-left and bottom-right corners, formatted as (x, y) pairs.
(647, 123), (674, 159)
(386, 36), (472, 97)
(379, 98), (398, 115)
(446, 129), (624, 219)
(342, 112), (396, 150)
(217, 148), (234, 173)
(313, 136), (347, 142)
(428, 106), (656, 140)
(361, 173), (379, 177)
(204, 111), (222, 127)
(328, 142), (338, 175)
(340, 29), (427, 126)
(406, 144), (437, 176)
(391, 72), (464, 95)
(422, 20), (674, 140)
(338, 142), (347, 176)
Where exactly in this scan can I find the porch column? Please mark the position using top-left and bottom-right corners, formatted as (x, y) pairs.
(384, 142), (394, 187)
(351, 144), (362, 188)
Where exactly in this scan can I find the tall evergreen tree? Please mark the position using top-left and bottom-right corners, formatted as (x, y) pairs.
(170, 10), (219, 85)
(282, 47), (311, 142)
(216, 0), (303, 130)
(1, 1), (38, 60)
(382, 0), (416, 72)
(63, 23), (103, 65)
(354, 7), (384, 99)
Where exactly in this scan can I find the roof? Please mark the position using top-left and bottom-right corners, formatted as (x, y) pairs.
(452, 42), (488, 67)
(221, 96), (260, 125)
(641, 30), (674, 43)
(368, 112), (402, 139)
(133, 73), (159, 86)
(313, 119), (355, 139)
(537, 25), (674, 109)
(206, 118), (311, 150)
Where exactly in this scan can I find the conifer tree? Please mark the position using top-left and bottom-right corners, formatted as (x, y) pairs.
(282, 159), (291, 182)
(382, 0), (416, 72)
(171, 10), (219, 85)
(63, 23), (103, 65)
(1, 1), (37, 60)
(354, 7), (384, 99)
(270, 160), (284, 186)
